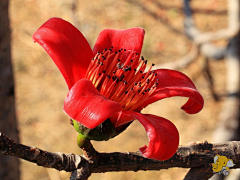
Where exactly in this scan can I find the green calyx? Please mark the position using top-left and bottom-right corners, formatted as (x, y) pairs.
(72, 119), (117, 141)
(77, 132), (89, 148)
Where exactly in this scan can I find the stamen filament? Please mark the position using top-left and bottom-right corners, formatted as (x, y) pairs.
(85, 48), (158, 112)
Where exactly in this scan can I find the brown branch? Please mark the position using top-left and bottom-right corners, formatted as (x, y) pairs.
(184, 0), (239, 58)
(153, 44), (198, 70)
(184, 165), (213, 180)
(70, 162), (91, 180)
(1, 132), (240, 179)
(155, 0), (239, 70)
(154, 1), (227, 16)
(127, 0), (185, 37)
(203, 57), (219, 101)
(0, 132), (86, 172)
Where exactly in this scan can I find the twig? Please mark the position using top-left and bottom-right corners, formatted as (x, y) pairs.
(127, 0), (185, 36)
(156, 0), (239, 71)
(154, 1), (227, 16)
(184, 0), (240, 57)
(153, 44), (198, 70)
(203, 57), (219, 101)
(184, 165), (213, 180)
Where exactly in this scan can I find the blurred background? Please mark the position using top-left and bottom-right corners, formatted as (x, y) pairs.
(0, 0), (239, 179)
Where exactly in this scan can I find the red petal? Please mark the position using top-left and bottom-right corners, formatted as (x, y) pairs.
(33, 18), (94, 89)
(93, 28), (145, 55)
(63, 78), (122, 129)
(139, 69), (204, 114)
(109, 111), (135, 127)
(124, 111), (179, 160)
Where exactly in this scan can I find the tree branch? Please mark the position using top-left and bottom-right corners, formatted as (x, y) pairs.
(155, 0), (240, 71)
(153, 43), (198, 70)
(184, 165), (213, 180)
(1, 132), (240, 179)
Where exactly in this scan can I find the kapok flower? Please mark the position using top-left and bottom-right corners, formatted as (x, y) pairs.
(33, 18), (204, 161)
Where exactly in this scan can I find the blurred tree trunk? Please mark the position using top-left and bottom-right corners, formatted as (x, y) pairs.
(212, 1), (240, 180)
(0, 0), (20, 179)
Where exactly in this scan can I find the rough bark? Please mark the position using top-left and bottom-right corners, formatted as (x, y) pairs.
(0, 0), (20, 179)
(1, 133), (240, 179)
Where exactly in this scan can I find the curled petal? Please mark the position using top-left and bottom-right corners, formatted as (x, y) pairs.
(93, 28), (145, 56)
(109, 111), (135, 127)
(33, 18), (94, 89)
(64, 79), (122, 129)
(138, 69), (204, 114)
(124, 111), (179, 160)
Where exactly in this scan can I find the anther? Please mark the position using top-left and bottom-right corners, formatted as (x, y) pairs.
(117, 63), (122, 69)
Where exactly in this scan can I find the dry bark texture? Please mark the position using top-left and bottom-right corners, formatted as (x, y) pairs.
(1, 133), (240, 180)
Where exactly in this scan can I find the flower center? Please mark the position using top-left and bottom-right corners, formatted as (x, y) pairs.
(85, 47), (158, 111)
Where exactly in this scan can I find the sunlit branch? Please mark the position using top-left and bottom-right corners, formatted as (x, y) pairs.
(1, 132), (240, 180)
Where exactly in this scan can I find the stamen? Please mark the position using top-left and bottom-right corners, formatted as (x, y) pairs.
(85, 48), (158, 111)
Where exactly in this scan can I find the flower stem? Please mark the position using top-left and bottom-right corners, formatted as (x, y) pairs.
(77, 133), (98, 162)
(77, 133), (89, 148)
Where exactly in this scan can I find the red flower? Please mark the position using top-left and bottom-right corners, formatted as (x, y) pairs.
(33, 18), (204, 161)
